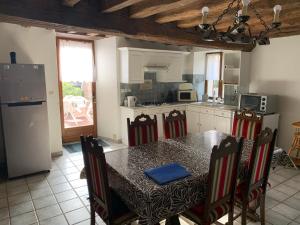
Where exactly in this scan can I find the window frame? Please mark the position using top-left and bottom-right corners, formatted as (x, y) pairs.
(204, 52), (223, 98)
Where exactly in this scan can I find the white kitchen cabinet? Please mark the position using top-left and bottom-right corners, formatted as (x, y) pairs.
(215, 116), (232, 134)
(187, 110), (200, 133)
(119, 48), (144, 84)
(156, 54), (184, 82)
(199, 113), (215, 133)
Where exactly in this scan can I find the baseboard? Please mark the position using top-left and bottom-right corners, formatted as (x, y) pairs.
(51, 151), (63, 158)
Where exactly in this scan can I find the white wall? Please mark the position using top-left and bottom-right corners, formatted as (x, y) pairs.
(95, 37), (121, 141)
(249, 35), (300, 151)
(0, 23), (63, 158)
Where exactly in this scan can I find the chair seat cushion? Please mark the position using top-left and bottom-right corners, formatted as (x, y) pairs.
(236, 182), (264, 202)
(95, 189), (137, 225)
(183, 201), (230, 225)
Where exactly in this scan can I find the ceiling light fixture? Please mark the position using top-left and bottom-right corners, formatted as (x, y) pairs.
(197, 0), (282, 46)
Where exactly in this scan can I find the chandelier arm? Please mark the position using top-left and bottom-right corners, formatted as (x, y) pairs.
(248, 3), (270, 32)
(211, 0), (239, 27)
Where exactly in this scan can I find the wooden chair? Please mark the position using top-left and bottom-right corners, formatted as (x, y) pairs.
(182, 136), (244, 225)
(127, 114), (158, 147)
(234, 128), (278, 225)
(162, 110), (187, 139)
(232, 110), (263, 140)
(80, 136), (138, 225)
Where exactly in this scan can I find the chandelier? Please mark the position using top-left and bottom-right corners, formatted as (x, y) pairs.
(197, 0), (282, 45)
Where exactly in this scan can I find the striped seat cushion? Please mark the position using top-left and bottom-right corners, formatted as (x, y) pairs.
(164, 119), (187, 139)
(128, 124), (158, 146)
(184, 202), (230, 225)
(86, 151), (108, 219)
(232, 117), (262, 140)
(236, 182), (264, 202)
(210, 152), (237, 203)
(250, 143), (271, 185)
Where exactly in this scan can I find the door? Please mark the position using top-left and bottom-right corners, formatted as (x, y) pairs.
(2, 102), (51, 178)
(57, 38), (97, 143)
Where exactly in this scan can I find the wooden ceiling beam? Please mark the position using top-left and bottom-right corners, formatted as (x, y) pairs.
(0, 0), (254, 51)
(102, 0), (147, 13)
(130, 0), (199, 19)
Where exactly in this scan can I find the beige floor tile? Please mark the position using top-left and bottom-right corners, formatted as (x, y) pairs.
(8, 192), (31, 206)
(7, 185), (28, 197)
(64, 172), (81, 182)
(74, 186), (88, 197)
(65, 207), (90, 225)
(30, 187), (52, 200)
(0, 218), (10, 225)
(10, 211), (38, 225)
(272, 203), (300, 220)
(0, 198), (8, 209)
(61, 167), (79, 175)
(27, 180), (50, 191)
(39, 214), (68, 225)
(33, 195), (57, 209)
(80, 195), (90, 206)
(266, 209), (292, 225)
(59, 198), (84, 213)
(0, 208), (9, 220)
(47, 176), (67, 186)
(274, 184), (299, 196)
(25, 175), (46, 184)
(9, 201), (34, 217)
(36, 204), (62, 221)
(51, 183), (72, 194)
(55, 190), (77, 203)
(69, 179), (87, 189)
(267, 189), (290, 202)
(285, 197), (300, 211)
(6, 179), (26, 189)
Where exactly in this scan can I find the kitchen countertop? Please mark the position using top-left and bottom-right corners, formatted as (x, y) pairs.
(121, 101), (238, 111)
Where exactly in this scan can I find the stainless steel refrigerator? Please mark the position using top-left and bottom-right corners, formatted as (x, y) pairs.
(0, 64), (51, 178)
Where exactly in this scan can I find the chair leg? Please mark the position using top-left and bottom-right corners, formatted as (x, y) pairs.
(90, 205), (96, 225)
(228, 205), (234, 225)
(260, 194), (266, 225)
(241, 202), (247, 225)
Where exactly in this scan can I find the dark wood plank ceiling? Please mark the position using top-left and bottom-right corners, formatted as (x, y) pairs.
(0, 0), (299, 51)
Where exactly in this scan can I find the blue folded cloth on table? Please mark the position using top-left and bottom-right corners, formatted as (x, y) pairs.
(144, 163), (191, 185)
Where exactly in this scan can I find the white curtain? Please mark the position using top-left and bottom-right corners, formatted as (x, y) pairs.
(58, 39), (95, 82)
(206, 53), (221, 80)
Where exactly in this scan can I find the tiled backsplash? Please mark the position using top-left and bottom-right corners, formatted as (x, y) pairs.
(120, 73), (206, 105)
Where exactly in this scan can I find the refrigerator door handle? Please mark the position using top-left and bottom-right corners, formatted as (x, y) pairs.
(7, 101), (44, 107)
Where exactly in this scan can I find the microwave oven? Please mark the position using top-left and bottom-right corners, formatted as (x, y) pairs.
(239, 93), (277, 114)
(178, 90), (197, 102)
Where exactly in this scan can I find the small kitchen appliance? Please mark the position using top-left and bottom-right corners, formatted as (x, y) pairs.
(177, 83), (197, 102)
(239, 93), (277, 114)
(127, 96), (137, 107)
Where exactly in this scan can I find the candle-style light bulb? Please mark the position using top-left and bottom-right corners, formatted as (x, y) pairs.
(238, 9), (243, 17)
(273, 5), (282, 23)
(241, 0), (251, 16)
(202, 6), (209, 24)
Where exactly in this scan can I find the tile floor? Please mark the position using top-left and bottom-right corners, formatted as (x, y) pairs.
(0, 148), (300, 225)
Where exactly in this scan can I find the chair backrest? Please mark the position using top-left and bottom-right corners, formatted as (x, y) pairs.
(80, 136), (112, 222)
(204, 136), (243, 222)
(246, 128), (278, 194)
(127, 114), (158, 147)
(162, 110), (187, 139)
(232, 110), (263, 140)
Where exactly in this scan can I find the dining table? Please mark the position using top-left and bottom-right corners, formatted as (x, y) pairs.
(81, 130), (292, 225)
(103, 130), (250, 225)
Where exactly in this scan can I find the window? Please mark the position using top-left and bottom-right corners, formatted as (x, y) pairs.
(205, 52), (223, 99)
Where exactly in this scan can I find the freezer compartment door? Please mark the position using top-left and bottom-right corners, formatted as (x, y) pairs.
(0, 64), (46, 103)
(1, 101), (51, 178)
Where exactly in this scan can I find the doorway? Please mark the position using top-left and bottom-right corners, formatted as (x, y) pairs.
(57, 38), (97, 143)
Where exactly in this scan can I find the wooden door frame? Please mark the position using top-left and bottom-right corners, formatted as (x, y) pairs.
(56, 37), (97, 143)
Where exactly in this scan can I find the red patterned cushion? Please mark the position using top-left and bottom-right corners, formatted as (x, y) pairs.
(164, 119), (187, 139)
(232, 116), (262, 140)
(210, 152), (237, 203)
(236, 182), (263, 202)
(128, 124), (158, 146)
(184, 202), (230, 224)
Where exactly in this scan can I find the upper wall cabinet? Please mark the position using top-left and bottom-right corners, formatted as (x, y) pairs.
(119, 48), (144, 84)
(119, 47), (189, 84)
(193, 51), (206, 75)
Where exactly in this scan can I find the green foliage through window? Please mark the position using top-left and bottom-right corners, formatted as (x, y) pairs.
(62, 82), (83, 97)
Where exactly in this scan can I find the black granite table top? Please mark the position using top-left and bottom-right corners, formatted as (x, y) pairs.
(104, 131), (251, 225)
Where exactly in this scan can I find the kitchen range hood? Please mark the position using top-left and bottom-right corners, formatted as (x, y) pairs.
(144, 65), (169, 72)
